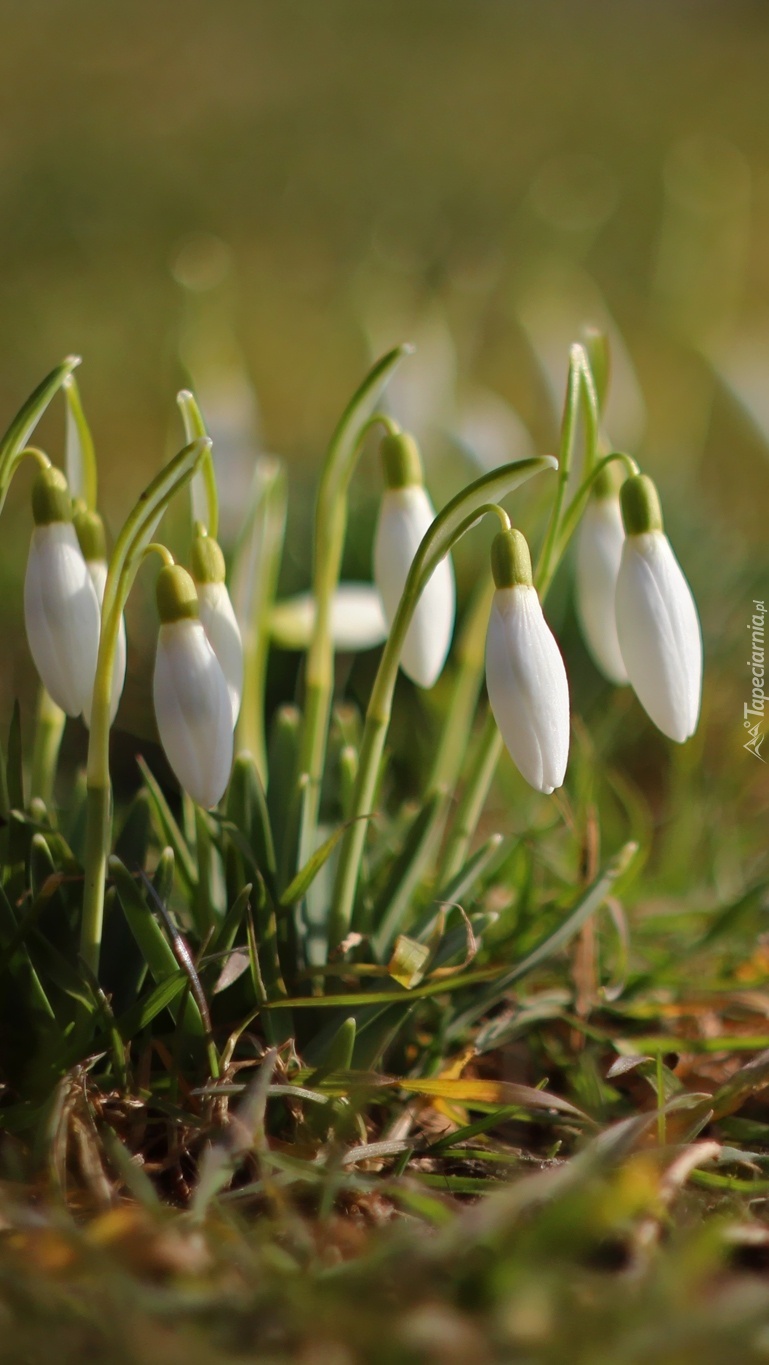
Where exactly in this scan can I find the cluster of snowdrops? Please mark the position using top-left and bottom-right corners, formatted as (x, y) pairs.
(6, 340), (701, 975)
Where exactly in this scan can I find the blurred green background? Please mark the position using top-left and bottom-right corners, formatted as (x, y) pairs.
(0, 0), (766, 841)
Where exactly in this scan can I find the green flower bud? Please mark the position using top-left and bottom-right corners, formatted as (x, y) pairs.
(31, 467), (72, 526)
(73, 504), (107, 562)
(191, 529), (226, 585)
(491, 529), (533, 589)
(156, 564), (199, 623)
(620, 474), (663, 536)
(591, 459), (623, 502)
(380, 432), (424, 490)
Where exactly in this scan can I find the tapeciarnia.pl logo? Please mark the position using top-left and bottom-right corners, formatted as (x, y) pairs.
(744, 599), (766, 761)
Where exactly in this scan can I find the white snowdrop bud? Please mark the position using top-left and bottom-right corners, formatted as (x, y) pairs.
(575, 464), (628, 685)
(616, 474), (702, 743)
(153, 564), (234, 808)
(74, 506), (126, 727)
(485, 528), (570, 795)
(373, 432), (455, 689)
(271, 584), (388, 652)
(24, 467), (101, 717)
(191, 529), (243, 726)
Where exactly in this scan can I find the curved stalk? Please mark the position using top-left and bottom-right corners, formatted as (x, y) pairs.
(0, 356), (80, 515)
(295, 346), (411, 877)
(327, 455), (557, 953)
(80, 437), (211, 975)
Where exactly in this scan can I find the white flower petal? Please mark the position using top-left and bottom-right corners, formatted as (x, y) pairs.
(82, 559), (127, 727)
(373, 485), (455, 689)
(616, 531), (702, 742)
(198, 580), (244, 725)
(485, 585), (570, 794)
(153, 619), (234, 808)
(271, 585), (389, 652)
(575, 496), (628, 685)
(24, 523), (101, 716)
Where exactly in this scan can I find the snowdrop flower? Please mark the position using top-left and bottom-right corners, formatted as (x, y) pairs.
(153, 564), (234, 808)
(485, 528), (570, 794)
(191, 528), (243, 725)
(615, 474), (702, 743)
(574, 464), (628, 685)
(373, 432), (455, 688)
(271, 584), (388, 652)
(74, 505), (127, 727)
(24, 467), (101, 717)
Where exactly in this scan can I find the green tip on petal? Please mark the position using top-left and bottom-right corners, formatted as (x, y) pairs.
(380, 431), (423, 489)
(156, 564), (199, 623)
(592, 459), (623, 502)
(31, 467), (72, 526)
(191, 529), (226, 584)
(73, 504), (107, 561)
(620, 474), (663, 536)
(491, 528), (533, 589)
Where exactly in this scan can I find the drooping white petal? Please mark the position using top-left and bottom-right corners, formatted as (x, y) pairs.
(24, 523), (101, 716)
(153, 618), (234, 808)
(616, 530), (702, 742)
(374, 485), (455, 689)
(485, 585), (570, 794)
(81, 559), (127, 728)
(197, 579), (244, 725)
(575, 496), (628, 685)
(271, 585), (389, 652)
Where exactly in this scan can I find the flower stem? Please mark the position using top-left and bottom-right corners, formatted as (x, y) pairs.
(80, 438), (211, 976)
(30, 687), (66, 808)
(437, 709), (501, 887)
(233, 459), (287, 781)
(293, 347), (411, 880)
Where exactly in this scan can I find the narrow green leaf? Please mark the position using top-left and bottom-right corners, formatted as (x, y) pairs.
(7, 701), (24, 813)
(136, 756), (198, 893)
(115, 973), (189, 1038)
(370, 794), (444, 955)
(109, 855), (205, 1037)
(280, 815), (372, 907)
(226, 752), (277, 884)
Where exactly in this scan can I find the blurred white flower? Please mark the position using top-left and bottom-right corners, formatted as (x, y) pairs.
(575, 482), (628, 685)
(271, 584), (388, 652)
(191, 530), (243, 726)
(485, 529), (570, 794)
(373, 432), (455, 689)
(615, 475), (702, 742)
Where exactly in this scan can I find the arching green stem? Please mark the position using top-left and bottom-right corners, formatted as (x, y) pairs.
(0, 356), (80, 515)
(295, 346), (411, 878)
(80, 437), (212, 976)
(178, 389), (219, 540)
(327, 455), (557, 953)
(551, 450), (640, 564)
